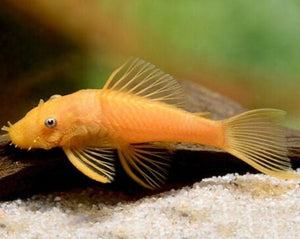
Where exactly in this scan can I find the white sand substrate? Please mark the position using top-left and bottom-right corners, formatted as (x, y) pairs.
(0, 173), (299, 239)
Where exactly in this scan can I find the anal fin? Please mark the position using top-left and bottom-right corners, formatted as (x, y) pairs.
(118, 143), (172, 189)
(63, 147), (116, 183)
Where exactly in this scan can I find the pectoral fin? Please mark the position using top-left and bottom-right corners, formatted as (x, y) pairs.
(118, 143), (172, 189)
(63, 147), (116, 183)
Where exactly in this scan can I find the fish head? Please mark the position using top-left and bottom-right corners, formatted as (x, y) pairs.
(4, 98), (66, 150)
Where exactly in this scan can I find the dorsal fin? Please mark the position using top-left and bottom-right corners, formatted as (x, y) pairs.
(103, 57), (186, 108)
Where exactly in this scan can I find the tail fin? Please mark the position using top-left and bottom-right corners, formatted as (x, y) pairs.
(222, 109), (299, 179)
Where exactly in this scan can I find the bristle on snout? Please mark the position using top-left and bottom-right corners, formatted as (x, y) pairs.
(1, 121), (12, 132)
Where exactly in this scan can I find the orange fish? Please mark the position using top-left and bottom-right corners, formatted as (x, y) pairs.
(2, 58), (299, 188)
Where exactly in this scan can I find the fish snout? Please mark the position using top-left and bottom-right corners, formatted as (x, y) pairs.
(8, 122), (34, 149)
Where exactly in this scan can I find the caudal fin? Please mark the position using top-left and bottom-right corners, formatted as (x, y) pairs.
(222, 109), (299, 179)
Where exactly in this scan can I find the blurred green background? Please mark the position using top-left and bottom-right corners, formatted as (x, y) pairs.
(0, 0), (299, 129)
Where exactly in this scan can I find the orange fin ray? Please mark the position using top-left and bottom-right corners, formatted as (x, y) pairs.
(118, 143), (172, 189)
(223, 109), (300, 179)
(63, 147), (116, 183)
(103, 57), (186, 108)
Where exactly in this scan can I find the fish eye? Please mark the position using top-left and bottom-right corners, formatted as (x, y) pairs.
(45, 117), (57, 128)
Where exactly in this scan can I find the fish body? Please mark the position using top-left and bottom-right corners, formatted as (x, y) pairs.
(8, 89), (221, 149)
(100, 89), (222, 146)
(3, 58), (299, 188)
